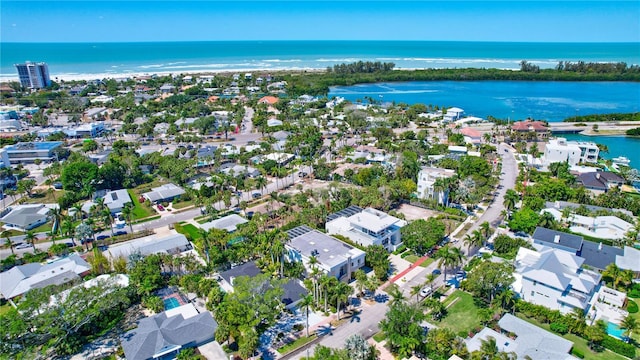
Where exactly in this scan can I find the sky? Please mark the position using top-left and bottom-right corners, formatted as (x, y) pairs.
(1, 1), (639, 43)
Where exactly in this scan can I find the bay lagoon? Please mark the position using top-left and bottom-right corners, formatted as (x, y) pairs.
(329, 81), (640, 122)
(330, 81), (640, 170)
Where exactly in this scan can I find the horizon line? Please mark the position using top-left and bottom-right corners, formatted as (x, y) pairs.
(2, 40), (640, 45)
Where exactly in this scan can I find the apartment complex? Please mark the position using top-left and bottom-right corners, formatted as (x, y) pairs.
(15, 62), (51, 89)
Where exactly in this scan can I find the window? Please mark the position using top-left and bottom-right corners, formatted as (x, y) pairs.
(531, 291), (535, 297)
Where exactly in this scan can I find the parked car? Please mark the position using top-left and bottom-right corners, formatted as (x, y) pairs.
(96, 234), (110, 241)
(432, 269), (442, 275)
(157, 204), (165, 211)
(114, 230), (127, 236)
(419, 286), (433, 298)
(53, 182), (63, 189)
(252, 192), (261, 199)
(15, 243), (31, 249)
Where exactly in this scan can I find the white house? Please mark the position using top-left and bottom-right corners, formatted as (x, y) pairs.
(512, 246), (601, 314)
(541, 208), (633, 241)
(82, 189), (132, 215)
(443, 107), (464, 122)
(286, 226), (365, 282)
(142, 183), (186, 203)
(416, 167), (456, 205)
(0, 254), (91, 302)
(325, 206), (406, 252)
(1, 204), (55, 232)
(544, 138), (599, 166)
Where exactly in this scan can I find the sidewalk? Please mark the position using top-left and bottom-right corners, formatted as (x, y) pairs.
(388, 255), (429, 284)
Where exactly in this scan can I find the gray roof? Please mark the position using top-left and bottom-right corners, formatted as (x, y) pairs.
(105, 234), (191, 260)
(1, 204), (50, 228)
(498, 313), (574, 359)
(578, 172), (624, 190)
(218, 261), (307, 306)
(143, 183), (185, 203)
(121, 309), (217, 360)
(579, 240), (624, 270)
(533, 227), (583, 251)
(286, 226), (365, 269)
(327, 205), (363, 222)
(104, 189), (132, 212)
(199, 214), (248, 233)
(0, 255), (90, 299)
(544, 201), (633, 217)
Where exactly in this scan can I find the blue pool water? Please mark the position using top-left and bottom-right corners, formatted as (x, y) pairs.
(163, 297), (180, 310)
(607, 322), (625, 339)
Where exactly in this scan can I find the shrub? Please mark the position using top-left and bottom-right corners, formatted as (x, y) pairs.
(571, 348), (585, 359)
(629, 284), (640, 298)
(627, 299), (638, 313)
(392, 244), (406, 255)
(601, 336), (636, 358)
(550, 322), (568, 334)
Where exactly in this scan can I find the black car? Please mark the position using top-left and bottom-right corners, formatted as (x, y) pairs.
(53, 182), (63, 189)
(252, 192), (261, 199)
(114, 230), (128, 236)
(96, 234), (110, 241)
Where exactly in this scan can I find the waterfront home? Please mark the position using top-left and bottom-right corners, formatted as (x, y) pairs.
(218, 261), (307, 309)
(120, 303), (217, 360)
(512, 246), (600, 314)
(325, 206), (406, 252)
(142, 183), (186, 203)
(465, 313), (574, 359)
(544, 201), (633, 218)
(543, 137), (599, 166)
(286, 226), (365, 282)
(159, 83), (175, 94)
(416, 167), (456, 205)
(1, 204), (55, 232)
(511, 120), (549, 140)
(442, 107), (464, 122)
(0, 254), (91, 303)
(577, 172), (624, 194)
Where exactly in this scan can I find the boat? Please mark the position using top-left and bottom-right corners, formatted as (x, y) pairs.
(612, 156), (631, 166)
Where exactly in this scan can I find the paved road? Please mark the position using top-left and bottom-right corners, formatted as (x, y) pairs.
(466, 143), (517, 234)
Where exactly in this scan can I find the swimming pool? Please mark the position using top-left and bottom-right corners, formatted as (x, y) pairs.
(607, 322), (625, 339)
(163, 297), (180, 310)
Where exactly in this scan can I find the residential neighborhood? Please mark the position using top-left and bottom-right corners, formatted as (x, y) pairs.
(0, 67), (639, 360)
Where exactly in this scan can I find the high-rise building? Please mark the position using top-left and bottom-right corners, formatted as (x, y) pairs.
(14, 62), (51, 89)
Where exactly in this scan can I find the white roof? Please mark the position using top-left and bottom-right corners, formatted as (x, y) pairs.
(347, 208), (403, 233)
(617, 246), (640, 271)
(105, 233), (190, 260)
(198, 214), (248, 233)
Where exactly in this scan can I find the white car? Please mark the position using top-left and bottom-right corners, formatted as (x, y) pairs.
(419, 286), (433, 298)
(15, 243), (31, 249)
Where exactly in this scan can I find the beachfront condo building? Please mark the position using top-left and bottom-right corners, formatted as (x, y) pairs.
(15, 62), (51, 89)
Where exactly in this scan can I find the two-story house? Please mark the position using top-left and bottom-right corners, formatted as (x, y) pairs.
(325, 206), (406, 252)
(416, 167), (456, 205)
(286, 226), (365, 282)
(513, 246), (601, 314)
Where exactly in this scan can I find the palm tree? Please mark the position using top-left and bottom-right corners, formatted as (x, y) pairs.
(411, 284), (423, 302)
(480, 221), (491, 240)
(354, 269), (367, 297)
(24, 231), (37, 251)
(472, 229), (485, 248)
(334, 281), (352, 320)
(568, 307), (587, 335)
(620, 315), (638, 340)
(435, 246), (464, 282)
(495, 288), (516, 314)
(503, 189), (519, 216)
(255, 176), (267, 195)
(121, 203), (134, 233)
(387, 283), (405, 306)
(299, 294), (314, 338)
(3, 231), (14, 255)
(48, 207), (63, 237)
(478, 336), (499, 359)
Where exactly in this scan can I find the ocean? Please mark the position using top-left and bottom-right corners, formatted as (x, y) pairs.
(561, 134), (640, 171)
(1, 41), (639, 81)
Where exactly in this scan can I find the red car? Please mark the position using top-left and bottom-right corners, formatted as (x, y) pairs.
(157, 204), (165, 211)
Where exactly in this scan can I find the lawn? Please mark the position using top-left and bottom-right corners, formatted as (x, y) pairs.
(276, 335), (317, 354)
(0, 302), (14, 316)
(126, 190), (156, 220)
(435, 290), (482, 335)
(172, 200), (194, 209)
(175, 223), (203, 241)
(515, 314), (629, 360)
(21, 189), (66, 205)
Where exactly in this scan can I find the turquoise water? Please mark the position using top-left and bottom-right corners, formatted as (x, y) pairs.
(163, 297), (180, 310)
(562, 134), (640, 171)
(330, 81), (640, 122)
(1, 41), (639, 80)
(607, 322), (625, 339)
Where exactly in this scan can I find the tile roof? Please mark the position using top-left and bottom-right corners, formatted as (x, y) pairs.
(512, 120), (548, 131)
